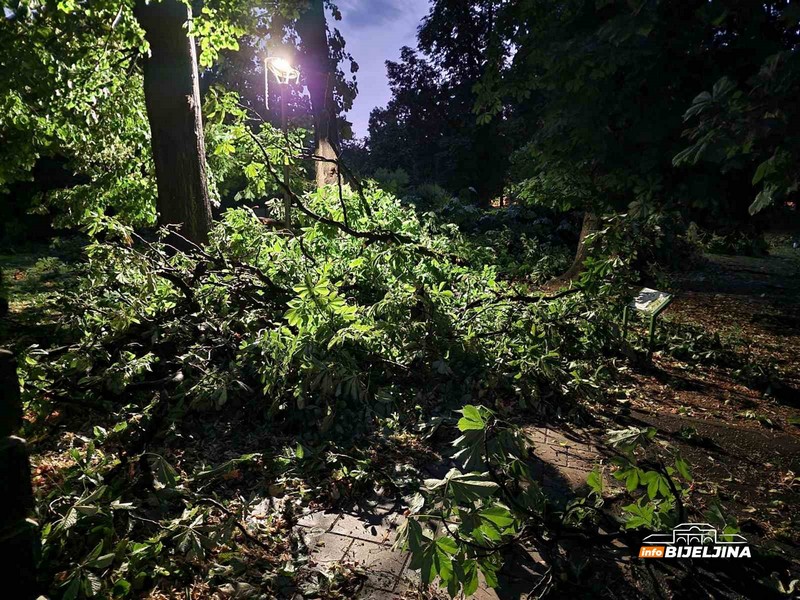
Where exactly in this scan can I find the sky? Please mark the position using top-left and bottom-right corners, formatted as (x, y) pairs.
(332, 0), (431, 139)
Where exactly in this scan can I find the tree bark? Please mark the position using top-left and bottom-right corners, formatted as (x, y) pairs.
(297, 0), (340, 188)
(0, 349), (39, 597)
(135, 0), (212, 245)
(552, 212), (601, 284)
(0, 271), (8, 317)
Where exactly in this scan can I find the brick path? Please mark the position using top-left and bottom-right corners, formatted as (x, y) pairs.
(290, 425), (604, 599)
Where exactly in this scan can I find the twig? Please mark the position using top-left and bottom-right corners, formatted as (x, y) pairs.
(244, 128), (452, 260)
(193, 497), (274, 552)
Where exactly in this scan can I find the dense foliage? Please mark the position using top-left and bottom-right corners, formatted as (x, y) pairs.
(16, 182), (647, 598)
(398, 406), (704, 597)
(361, 0), (799, 234)
(0, 0), (359, 234)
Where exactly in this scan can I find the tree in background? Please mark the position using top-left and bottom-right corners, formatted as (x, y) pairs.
(476, 0), (799, 280)
(366, 0), (509, 205)
(297, 0), (344, 187)
(674, 4), (800, 217)
(367, 47), (449, 187)
(134, 0), (212, 244)
(203, 0), (358, 189)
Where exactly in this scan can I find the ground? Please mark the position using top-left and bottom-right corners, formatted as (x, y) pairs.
(627, 242), (800, 543)
(2, 235), (799, 599)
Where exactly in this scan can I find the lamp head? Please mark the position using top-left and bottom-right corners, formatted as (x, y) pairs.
(266, 56), (300, 84)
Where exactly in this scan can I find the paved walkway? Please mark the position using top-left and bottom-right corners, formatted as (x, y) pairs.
(292, 425), (603, 599)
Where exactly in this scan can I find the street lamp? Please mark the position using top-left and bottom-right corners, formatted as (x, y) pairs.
(264, 56), (300, 228)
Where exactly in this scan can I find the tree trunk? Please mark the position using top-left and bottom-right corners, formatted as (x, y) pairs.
(552, 212), (601, 284)
(134, 0), (212, 245)
(0, 270), (8, 317)
(297, 0), (340, 188)
(0, 349), (39, 597)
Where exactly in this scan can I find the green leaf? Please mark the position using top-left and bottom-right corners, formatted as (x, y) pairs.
(447, 472), (500, 503)
(436, 536), (458, 555)
(452, 429), (486, 471)
(83, 572), (102, 597)
(674, 456), (692, 481)
(479, 559), (500, 588)
(148, 454), (178, 489)
(647, 476), (659, 499)
(749, 186), (775, 216)
(454, 559), (480, 596)
(402, 518), (427, 554)
(88, 553), (116, 570)
(457, 405), (486, 431)
(112, 579), (131, 597)
(587, 469), (603, 494)
(626, 469), (640, 492)
(62, 574), (82, 600)
(479, 505), (515, 529)
(658, 476), (671, 498)
(751, 160), (770, 185)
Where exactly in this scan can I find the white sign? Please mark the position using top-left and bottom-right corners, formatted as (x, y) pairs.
(630, 287), (672, 315)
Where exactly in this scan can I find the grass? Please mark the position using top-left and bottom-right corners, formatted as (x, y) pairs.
(0, 240), (85, 349)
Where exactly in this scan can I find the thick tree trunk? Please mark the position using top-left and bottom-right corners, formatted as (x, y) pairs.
(552, 212), (601, 284)
(135, 0), (212, 245)
(297, 0), (340, 188)
(0, 349), (39, 597)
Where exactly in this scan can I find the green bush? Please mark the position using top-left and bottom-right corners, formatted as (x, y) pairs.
(23, 183), (642, 599)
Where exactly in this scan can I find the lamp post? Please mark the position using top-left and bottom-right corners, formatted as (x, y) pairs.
(265, 56), (300, 228)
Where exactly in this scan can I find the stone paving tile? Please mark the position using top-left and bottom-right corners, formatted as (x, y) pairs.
(566, 446), (602, 470)
(527, 429), (547, 445)
(332, 508), (402, 544)
(533, 441), (569, 467)
(543, 465), (590, 492)
(359, 586), (405, 599)
(306, 531), (354, 567)
(346, 539), (408, 592)
(297, 509), (340, 532)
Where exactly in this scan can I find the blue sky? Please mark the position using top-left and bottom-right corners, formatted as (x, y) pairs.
(333, 0), (431, 139)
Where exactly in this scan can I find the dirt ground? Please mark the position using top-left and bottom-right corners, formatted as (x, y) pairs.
(627, 242), (800, 533)
(598, 239), (800, 597)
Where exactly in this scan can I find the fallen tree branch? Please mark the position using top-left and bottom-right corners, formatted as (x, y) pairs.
(463, 286), (583, 312)
(244, 128), (457, 262)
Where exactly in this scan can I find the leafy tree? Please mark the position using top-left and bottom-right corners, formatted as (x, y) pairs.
(476, 0), (798, 279)
(366, 0), (509, 205)
(202, 0), (359, 182)
(367, 47), (449, 186)
(674, 5), (800, 216)
(0, 0), (156, 226)
(1, 0), (350, 236)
